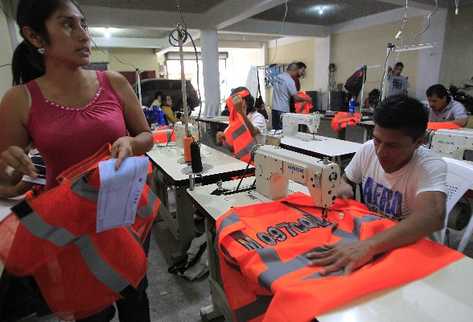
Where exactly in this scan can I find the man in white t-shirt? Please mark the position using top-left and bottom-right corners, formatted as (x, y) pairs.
(306, 95), (447, 274)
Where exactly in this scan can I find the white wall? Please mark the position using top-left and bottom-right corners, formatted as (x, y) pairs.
(440, 5), (473, 87)
(0, 9), (13, 97)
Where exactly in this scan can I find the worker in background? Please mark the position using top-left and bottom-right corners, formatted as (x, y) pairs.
(427, 84), (468, 127)
(0, 0), (153, 321)
(307, 95), (447, 274)
(160, 94), (177, 125)
(289, 61), (304, 112)
(386, 62), (409, 97)
(271, 62), (312, 130)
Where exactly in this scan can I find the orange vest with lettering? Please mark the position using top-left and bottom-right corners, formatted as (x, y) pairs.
(216, 193), (462, 322)
(223, 90), (257, 164)
(330, 112), (362, 132)
(0, 145), (160, 320)
(294, 91), (313, 114)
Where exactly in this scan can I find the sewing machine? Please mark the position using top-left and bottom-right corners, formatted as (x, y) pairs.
(282, 113), (321, 138)
(254, 145), (341, 210)
(430, 128), (473, 161)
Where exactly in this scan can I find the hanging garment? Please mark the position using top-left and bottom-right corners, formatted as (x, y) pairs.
(331, 112), (362, 133)
(294, 92), (313, 114)
(223, 90), (257, 164)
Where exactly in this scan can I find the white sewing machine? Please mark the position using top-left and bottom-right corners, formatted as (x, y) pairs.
(282, 113), (321, 137)
(430, 128), (473, 161)
(254, 145), (340, 210)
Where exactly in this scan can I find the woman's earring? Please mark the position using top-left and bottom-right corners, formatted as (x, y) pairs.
(37, 48), (46, 55)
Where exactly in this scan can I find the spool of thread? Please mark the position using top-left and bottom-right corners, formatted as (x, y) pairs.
(190, 141), (203, 173)
(183, 136), (193, 163)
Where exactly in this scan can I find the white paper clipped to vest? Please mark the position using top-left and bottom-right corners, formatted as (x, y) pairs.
(97, 156), (149, 233)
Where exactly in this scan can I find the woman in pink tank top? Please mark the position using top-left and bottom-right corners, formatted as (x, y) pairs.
(0, 1), (153, 321)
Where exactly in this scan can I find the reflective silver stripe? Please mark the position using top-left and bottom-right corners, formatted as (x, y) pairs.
(234, 141), (256, 160)
(235, 295), (273, 322)
(71, 177), (98, 202)
(217, 213), (240, 234)
(137, 191), (158, 219)
(231, 124), (247, 140)
(20, 211), (77, 247)
(75, 236), (130, 293)
(256, 248), (311, 290)
(332, 227), (358, 241)
(126, 227), (141, 243)
(353, 215), (381, 238)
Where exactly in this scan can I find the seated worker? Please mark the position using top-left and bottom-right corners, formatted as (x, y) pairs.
(307, 95), (447, 274)
(427, 84), (468, 127)
(216, 87), (266, 147)
(160, 94), (177, 125)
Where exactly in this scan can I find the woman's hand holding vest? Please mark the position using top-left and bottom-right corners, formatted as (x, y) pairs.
(1, 145), (37, 179)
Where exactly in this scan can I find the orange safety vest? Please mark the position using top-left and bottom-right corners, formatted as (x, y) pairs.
(330, 111), (362, 132)
(427, 121), (462, 130)
(223, 90), (257, 164)
(0, 145), (160, 321)
(294, 91), (313, 114)
(216, 193), (462, 322)
(153, 128), (176, 144)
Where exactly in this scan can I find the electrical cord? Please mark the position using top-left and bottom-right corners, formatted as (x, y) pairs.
(270, 0), (289, 64)
(393, 0), (409, 61)
(413, 0), (439, 42)
(379, 44), (395, 100)
(168, 0), (203, 142)
(0, 63), (11, 69)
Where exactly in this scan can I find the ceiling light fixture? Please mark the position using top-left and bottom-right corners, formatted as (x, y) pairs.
(104, 27), (112, 39)
(310, 5), (331, 16)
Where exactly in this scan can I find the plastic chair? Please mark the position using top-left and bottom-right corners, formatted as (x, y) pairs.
(439, 157), (473, 252)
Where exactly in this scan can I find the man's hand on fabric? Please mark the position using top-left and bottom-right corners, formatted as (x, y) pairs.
(306, 240), (377, 275)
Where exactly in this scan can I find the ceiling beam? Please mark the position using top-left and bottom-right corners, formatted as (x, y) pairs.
(223, 19), (330, 37)
(202, 0), (288, 30)
(92, 36), (170, 49)
(81, 5), (202, 30)
(331, 7), (429, 33)
(376, 0), (446, 10)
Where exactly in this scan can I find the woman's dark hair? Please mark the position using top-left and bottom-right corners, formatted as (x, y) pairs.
(374, 95), (429, 141)
(154, 91), (163, 100)
(160, 94), (172, 106)
(12, 0), (81, 85)
(231, 86), (255, 114)
(394, 62), (404, 69)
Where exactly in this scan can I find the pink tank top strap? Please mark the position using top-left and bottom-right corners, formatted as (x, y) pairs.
(25, 79), (45, 103)
(96, 71), (123, 109)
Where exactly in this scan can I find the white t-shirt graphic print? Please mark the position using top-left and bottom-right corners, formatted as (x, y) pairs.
(345, 141), (447, 220)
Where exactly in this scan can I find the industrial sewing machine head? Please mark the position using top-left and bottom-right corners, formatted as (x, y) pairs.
(282, 113), (321, 138)
(429, 128), (473, 161)
(254, 145), (341, 214)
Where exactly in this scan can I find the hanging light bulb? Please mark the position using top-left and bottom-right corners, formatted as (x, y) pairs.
(455, 0), (460, 15)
